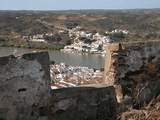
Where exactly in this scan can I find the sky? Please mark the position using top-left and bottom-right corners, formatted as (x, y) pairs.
(0, 0), (160, 10)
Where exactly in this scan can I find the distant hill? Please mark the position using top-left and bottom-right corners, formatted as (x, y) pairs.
(0, 9), (160, 42)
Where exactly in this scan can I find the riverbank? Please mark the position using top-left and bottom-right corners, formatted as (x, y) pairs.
(0, 40), (107, 56)
(0, 40), (65, 50)
(0, 47), (105, 69)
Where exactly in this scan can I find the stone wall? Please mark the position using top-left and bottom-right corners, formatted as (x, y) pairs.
(104, 41), (160, 107)
(0, 51), (118, 120)
(0, 52), (51, 120)
(49, 85), (117, 120)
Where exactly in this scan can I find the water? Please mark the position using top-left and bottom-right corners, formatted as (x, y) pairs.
(0, 47), (105, 69)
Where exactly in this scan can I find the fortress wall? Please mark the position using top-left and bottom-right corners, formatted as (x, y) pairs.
(0, 52), (51, 120)
(105, 41), (160, 106)
(0, 51), (118, 120)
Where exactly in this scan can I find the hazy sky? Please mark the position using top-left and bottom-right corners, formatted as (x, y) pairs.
(0, 0), (160, 10)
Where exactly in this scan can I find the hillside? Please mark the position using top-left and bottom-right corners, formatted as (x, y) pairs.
(0, 9), (160, 43)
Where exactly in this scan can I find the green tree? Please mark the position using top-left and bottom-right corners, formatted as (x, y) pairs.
(44, 34), (62, 42)
(110, 32), (125, 41)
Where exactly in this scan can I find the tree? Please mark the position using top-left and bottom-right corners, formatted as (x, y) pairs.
(65, 21), (79, 29)
(44, 34), (62, 42)
(110, 32), (125, 41)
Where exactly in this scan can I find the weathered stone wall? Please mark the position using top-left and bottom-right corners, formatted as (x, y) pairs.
(105, 41), (160, 107)
(0, 52), (51, 120)
(0, 51), (118, 120)
(49, 85), (117, 120)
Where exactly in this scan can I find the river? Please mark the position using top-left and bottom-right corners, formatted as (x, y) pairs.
(0, 47), (105, 69)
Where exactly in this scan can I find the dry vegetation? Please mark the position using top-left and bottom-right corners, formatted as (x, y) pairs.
(120, 96), (160, 120)
(0, 9), (160, 42)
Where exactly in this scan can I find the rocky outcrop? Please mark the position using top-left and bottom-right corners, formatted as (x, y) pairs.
(49, 85), (117, 120)
(0, 52), (51, 120)
(105, 41), (160, 108)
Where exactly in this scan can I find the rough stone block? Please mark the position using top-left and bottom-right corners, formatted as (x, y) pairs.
(0, 52), (50, 120)
(50, 86), (117, 120)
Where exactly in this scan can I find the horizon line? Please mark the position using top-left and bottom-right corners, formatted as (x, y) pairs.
(0, 8), (160, 11)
